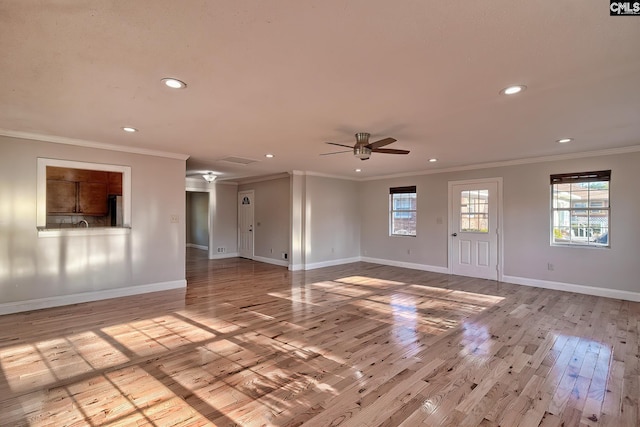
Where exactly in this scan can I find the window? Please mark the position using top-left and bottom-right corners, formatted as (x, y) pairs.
(460, 189), (489, 232)
(37, 158), (131, 236)
(551, 170), (610, 247)
(390, 186), (416, 236)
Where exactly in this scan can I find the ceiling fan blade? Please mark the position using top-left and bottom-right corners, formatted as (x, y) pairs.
(325, 142), (354, 149)
(371, 148), (410, 155)
(367, 137), (397, 149)
(320, 150), (351, 156)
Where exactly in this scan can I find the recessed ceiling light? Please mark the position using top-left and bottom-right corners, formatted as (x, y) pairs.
(161, 78), (187, 89)
(428, 158), (438, 163)
(500, 85), (527, 95)
(355, 168), (362, 172)
(265, 153), (274, 158)
(557, 138), (573, 144)
(122, 127), (138, 133)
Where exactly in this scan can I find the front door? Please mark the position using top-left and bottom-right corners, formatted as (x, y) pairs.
(449, 179), (500, 280)
(238, 190), (254, 259)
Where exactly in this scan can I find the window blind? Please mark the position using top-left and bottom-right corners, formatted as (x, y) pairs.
(550, 170), (610, 185)
(389, 186), (416, 194)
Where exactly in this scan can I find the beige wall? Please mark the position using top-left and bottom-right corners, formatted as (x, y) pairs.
(360, 176), (449, 268)
(10, 134), (636, 311)
(237, 173), (360, 269)
(360, 150), (640, 294)
(0, 136), (187, 308)
(186, 179), (238, 257)
(305, 175), (360, 265)
(210, 183), (239, 256)
(186, 191), (208, 247)
(239, 176), (290, 263)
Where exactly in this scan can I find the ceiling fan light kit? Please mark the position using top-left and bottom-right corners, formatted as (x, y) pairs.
(322, 132), (409, 160)
(354, 146), (372, 160)
(203, 173), (216, 183)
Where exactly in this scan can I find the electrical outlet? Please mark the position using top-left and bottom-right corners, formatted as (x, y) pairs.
(282, 252), (288, 260)
(170, 214), (179, 223)
(407, 249), (411, 255)
(547, 263), (554, 271)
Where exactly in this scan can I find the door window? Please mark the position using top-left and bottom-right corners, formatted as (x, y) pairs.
(459, 189), (489, 233)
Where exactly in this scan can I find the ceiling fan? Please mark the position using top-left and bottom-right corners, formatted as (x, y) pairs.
(321, 132), (409, 160)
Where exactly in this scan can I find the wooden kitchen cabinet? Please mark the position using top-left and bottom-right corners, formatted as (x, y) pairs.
(46, 166), (110, 216)
(78, 182), (108, 215)
(47, 167), (108, 183)
(47, 180), (78, 213)
(107, 172), (123, 195)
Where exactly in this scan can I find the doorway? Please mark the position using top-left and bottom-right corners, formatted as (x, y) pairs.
(238, 190), (254, 259)
(185, 191), (209, 251)
(448, 178), (502, 280)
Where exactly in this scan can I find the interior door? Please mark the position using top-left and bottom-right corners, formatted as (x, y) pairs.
(238, 190), (254, 259)
(449, 180), (500, 280)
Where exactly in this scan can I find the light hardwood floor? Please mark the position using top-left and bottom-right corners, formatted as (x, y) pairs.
(1, 248), (638, 426)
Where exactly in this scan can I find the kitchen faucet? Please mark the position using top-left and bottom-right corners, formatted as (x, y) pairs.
(78, 220), (89, 228)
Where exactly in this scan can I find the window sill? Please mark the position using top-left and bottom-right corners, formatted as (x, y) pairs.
(37, 226), (131, 238)
(550, 243), (610, 249)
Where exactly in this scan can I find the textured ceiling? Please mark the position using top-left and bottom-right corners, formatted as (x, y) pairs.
(1, 1), (639, 181)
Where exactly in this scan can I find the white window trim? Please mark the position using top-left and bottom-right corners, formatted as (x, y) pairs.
(36, 158), (132, 237)
(549, 174), (610, 248)
(389, 191), (417, 237)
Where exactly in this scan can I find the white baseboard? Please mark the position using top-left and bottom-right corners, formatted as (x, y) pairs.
(0, 279), (187, 316)
(209, 252), (239, 259)
(186, 243), (208, 250)
(502, 275), (640, 302)
(286, 256), (448, 273)
(361, 257), (449, 275)
(253, 255), (289, 267)
(304, 257), (362, 271)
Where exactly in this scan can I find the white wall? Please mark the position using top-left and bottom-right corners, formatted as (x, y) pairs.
(239, 176), (290, 264)
(360, 150), (640, 296)
(0, 135), (187, 313)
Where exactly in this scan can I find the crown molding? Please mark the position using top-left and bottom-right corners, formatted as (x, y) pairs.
(361, 144), (640, 181)
(0, 129), (190, 161)
(235, 172), (290, 185)
(291, 170), (359, 181)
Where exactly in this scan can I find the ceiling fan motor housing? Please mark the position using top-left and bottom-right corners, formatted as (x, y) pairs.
(354, 132), (372, 159)
(355, 132), (371, 145)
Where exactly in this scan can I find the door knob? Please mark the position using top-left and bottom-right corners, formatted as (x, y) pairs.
(451, 233), (457, 237)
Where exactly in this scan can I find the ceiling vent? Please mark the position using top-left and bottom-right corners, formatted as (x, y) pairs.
(219, 156), (259, 165)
